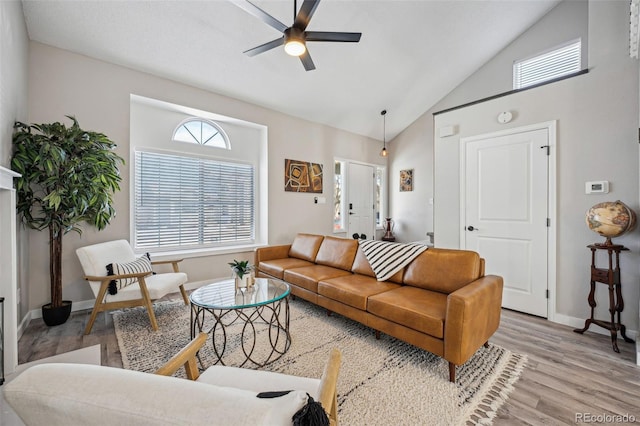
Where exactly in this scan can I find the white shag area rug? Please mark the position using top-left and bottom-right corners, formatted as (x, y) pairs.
(113, 299), (526, 425)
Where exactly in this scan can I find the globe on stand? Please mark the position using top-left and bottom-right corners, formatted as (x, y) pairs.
(585, 200), (636, 246)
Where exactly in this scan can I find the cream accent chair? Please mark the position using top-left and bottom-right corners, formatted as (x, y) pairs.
(76, 239), (189, 334)
(4, 333), (342, 426)
(156, 333), (342, 425)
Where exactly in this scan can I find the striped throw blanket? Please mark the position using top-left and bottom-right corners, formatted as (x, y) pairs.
(358, 240), (428, 281)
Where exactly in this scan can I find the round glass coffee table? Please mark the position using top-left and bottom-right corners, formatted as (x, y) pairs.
(189, 277), (290, 367)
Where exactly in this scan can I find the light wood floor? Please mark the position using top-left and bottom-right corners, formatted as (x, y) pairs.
(18, 294), (640, 425)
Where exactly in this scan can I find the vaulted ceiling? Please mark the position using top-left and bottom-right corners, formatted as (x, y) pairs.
(21, 0), (560, 141)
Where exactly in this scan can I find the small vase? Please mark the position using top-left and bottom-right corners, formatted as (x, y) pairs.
(235, 273), (252, 292)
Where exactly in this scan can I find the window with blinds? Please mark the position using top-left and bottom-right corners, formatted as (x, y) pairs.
(513, 39), (581, 90)
(134, 150), (255, 251)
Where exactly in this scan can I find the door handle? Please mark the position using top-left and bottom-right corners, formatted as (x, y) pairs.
(349, 212), (355, 215)
(467, 226), (477, 231)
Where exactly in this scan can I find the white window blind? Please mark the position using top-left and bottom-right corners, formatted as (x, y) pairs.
(134, 150), (255, 250)
(513, 39), (581, 89)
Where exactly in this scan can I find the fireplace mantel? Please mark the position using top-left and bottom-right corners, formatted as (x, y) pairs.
(0, 165), (20, 190)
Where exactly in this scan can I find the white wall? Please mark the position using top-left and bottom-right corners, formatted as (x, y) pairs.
(433, 1), (639, 331)
(0, 0), (30, 323)
(25, 42), (385, 312)
(388, 115), (434, 242)
(389, 0), (588, 244)
(0, 0), (29, 169)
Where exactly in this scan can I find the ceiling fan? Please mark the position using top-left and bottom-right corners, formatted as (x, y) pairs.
(233, 0), (362, 71)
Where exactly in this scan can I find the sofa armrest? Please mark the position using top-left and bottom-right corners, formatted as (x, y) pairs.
(255, 244), (292, 264)
(444, 275), (503, 365)
(3, 363), (279, 426)
(151, 259), (184, 273)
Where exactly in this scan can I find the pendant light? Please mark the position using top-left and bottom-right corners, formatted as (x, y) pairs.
(380, 109), (388, 157)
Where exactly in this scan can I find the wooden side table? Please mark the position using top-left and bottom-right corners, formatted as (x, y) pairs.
(573, 244), (634, 353)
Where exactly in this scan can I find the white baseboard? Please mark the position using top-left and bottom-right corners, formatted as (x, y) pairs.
(26, 279), (220, 320)
(17, 311), (31, 341)
(28, 299), (96, 320)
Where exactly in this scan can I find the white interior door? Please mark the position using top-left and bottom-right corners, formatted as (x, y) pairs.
(462, 127), (549, 317)
(348, 163), (375, 240)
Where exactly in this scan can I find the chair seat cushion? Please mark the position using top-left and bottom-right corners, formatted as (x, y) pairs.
(90, 272), (188, 303)
(198, 366), (321, 400)
(367, 286), (447, 338)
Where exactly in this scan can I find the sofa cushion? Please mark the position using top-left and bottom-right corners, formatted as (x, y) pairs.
(351, 246), (404, 283)
(315, 236), (358, 271)
(259, 258), (316, 280)
(318, 275), (401, 310)
(367, 286), (447, 339)
(403, 248), (482, 294)
(289, 233), (324, 262)
(284, 265), (352, 293)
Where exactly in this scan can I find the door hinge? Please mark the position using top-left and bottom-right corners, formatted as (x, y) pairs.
(540, 145), (550, 155)
(546, 289), (549, 299)
(546, 218), (551, 227)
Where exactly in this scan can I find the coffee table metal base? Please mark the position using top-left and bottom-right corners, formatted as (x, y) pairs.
(190, 297), (290, 368)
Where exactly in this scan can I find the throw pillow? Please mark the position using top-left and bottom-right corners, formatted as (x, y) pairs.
(257, 390), (329, 426)
(106, 253), (152, 295)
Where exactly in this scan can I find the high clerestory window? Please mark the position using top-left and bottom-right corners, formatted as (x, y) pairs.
(513, 39), (582, 90)
(173, 118), (230, 149)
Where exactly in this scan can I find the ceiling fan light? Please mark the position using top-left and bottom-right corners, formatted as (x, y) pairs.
(285, 39), (306, 56)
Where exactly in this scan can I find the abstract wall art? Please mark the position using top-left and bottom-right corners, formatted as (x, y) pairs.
(284, 159), (323, 193)
(400, 169), (413, 192)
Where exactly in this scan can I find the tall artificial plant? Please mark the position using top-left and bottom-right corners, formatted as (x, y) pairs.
(11, 116), (124, 309)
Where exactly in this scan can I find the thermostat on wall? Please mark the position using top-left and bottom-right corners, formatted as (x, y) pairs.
(585, 181), (609, 194)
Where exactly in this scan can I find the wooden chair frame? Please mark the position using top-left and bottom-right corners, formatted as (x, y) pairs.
(155, 333), (342, 425)
(83, 259), (187, 335)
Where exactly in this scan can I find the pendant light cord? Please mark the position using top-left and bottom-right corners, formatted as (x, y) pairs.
(380, 110), (388, 157)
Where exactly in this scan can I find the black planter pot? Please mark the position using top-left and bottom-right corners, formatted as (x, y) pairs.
(42, 300), (72, 326)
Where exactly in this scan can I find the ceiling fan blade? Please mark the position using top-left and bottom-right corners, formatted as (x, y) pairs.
(294, 0), (320, 31)
(243, 37), (284, 57)
(300, 50), (316, 71)
(232, 0), (288, 33)
(305, 31), (362, 42)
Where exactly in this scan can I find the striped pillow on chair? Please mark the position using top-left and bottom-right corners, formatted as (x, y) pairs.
(106, 253), (152, 295)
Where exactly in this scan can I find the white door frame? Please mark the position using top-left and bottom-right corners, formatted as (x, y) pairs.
(346, 162), (375, 239)
(336, 158), (385, 238)
(459, 121), (557, 321)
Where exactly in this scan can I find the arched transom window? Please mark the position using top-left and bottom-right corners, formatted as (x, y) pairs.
(172, 118), (230, 149)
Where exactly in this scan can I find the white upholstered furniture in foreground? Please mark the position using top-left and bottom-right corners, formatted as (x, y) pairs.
(76, 239), (188, 334)
(4, 333), (342, 426)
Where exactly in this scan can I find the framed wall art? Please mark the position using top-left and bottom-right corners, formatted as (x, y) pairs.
(284, 159), (323, 193)
(400, 169), (413, 192)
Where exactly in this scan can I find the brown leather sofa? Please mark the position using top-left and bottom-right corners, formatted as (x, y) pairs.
(255, 233), (504, 382)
